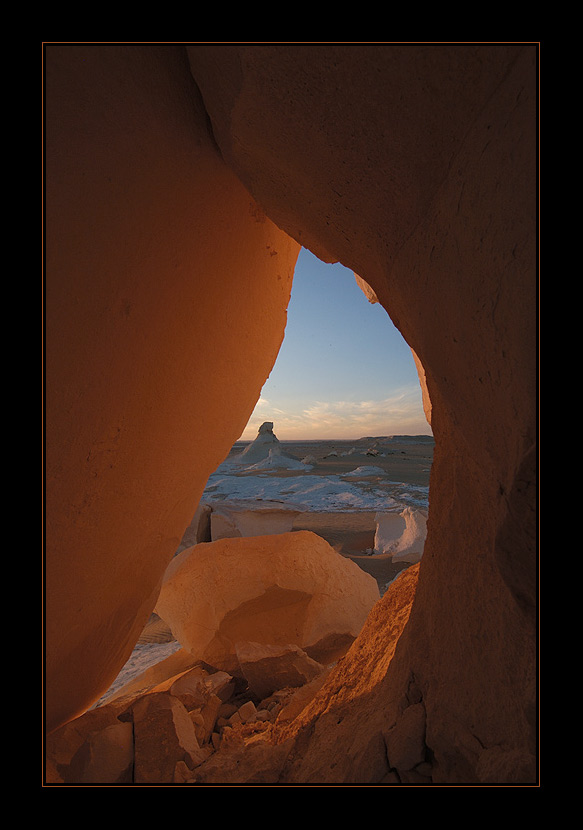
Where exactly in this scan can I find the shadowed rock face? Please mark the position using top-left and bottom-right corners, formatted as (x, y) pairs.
(186, 43), (538, 783)
(45, 43), (537, 783)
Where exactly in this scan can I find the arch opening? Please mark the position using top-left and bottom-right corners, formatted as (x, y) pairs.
(187, 246), (434, 597)
(96, 245), (435, 707)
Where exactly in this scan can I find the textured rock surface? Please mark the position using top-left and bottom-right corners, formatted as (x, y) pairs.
(175, 503), (212, 554)
(45, 646), (319, 784)
(235, 641), (325, 700)
(132, 692), (208, 783)
(187, 43), (537, 783)
(155, 531), (380, 670)
(276, 563), (421, 783)
(44, 44), (300, 732)
(45, 564), (417, 785)
(65, 721), (134, 785)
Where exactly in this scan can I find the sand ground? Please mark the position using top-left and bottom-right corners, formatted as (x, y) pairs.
(228, 436), (434, 486)
(278, 437), (434, 486)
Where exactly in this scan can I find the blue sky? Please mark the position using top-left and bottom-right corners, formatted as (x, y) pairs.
(240, 248), (432, 441)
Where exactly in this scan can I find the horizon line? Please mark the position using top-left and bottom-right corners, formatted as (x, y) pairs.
(234, 432), (434, 443)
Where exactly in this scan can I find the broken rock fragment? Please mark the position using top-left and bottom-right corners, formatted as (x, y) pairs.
(67, 721), (134, 784)
(132, 692), (208, 784)
(236, 641), (325, 700)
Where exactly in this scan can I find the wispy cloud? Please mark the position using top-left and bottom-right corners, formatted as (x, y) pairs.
(241, 386), (430, 440)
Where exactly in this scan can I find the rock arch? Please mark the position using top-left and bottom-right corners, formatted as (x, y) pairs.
(44, 43), (537, 783)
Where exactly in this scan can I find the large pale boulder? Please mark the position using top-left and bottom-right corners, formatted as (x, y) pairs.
(155, 531), (380, 670)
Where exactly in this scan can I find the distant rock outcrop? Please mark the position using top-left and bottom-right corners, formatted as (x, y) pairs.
(224, 422), (312, 473)
(236, 421), (281, 464)
(245, 448), (311, 471)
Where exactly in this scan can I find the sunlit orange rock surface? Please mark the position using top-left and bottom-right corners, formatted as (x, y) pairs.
(45, 44), (300, 733)
(154, 531), (380, 669)
(45, 43), (537, 783)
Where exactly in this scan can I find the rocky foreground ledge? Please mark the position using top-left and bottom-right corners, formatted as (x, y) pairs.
(46, 641), (334, 784)
(45, 565), (421, 786)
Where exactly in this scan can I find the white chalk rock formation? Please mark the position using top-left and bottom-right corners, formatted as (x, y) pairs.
(246, 447), (311, 472)
(342, 465), (387, 478)
(210, 499), (305, 540)
(374, 507), (428, 563)
(155, 531), (380, 671)
(226, 422), (310, 472)
(373, 512), (406, 553)
(235, 421), (281, 464)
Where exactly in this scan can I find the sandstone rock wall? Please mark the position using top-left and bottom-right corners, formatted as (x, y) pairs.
(186, 43), (538, 782)
(45, 44), (300, 733)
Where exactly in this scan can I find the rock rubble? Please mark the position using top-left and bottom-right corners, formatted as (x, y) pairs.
(45, 640), (334, 785)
